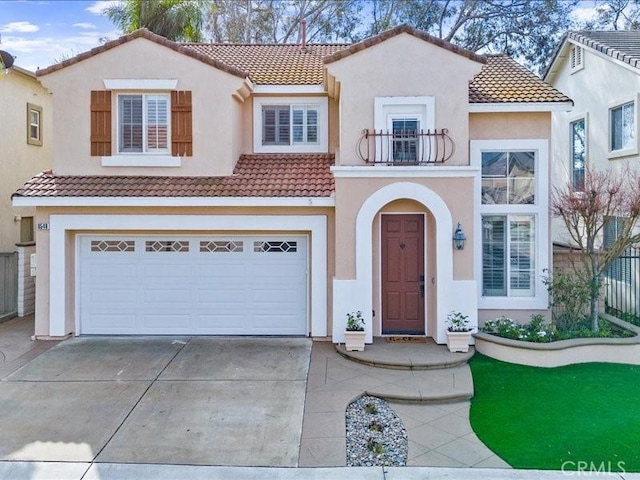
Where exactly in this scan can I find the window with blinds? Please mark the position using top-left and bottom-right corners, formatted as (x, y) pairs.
(262, 105), (319, 146)
(482, 215), (535, 297)
(118, 94), (169, 153)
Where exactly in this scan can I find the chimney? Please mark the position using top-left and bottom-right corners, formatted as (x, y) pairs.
(301, 19), (307, 51)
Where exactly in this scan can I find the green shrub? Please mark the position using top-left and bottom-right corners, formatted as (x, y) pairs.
(543, 269), (591, 331)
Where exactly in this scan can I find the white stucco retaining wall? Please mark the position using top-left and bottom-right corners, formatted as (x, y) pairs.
(475, 315), (640, 367)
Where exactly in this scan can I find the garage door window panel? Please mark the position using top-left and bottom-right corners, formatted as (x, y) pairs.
(254, 241), (298, 253)
(145, 240), (189, 252)
(90, 240), (135, 252)
(200, 240), (244, 253)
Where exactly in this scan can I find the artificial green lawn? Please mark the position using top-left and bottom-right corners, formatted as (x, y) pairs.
(469, 354), (640, 471)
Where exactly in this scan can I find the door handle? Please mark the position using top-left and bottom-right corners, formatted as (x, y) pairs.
(418, 274), (425, 297)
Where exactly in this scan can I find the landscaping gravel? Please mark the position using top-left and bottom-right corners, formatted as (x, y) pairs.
(345, 394), (408, 466)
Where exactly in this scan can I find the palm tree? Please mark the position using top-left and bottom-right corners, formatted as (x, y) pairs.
(104, 0), (207, 42)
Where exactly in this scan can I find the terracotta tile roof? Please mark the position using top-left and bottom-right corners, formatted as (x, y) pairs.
(568, 30), (640, 69)
(13, 154), (335, 198)
(36, 29), (248, 79)
(184, 43), (348, 85)
(323, 24), (486, 65)
(470, 55), (572, 104)
(34, 26), (565, 104)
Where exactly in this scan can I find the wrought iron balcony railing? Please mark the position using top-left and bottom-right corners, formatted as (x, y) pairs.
(357, 129), (455, 165)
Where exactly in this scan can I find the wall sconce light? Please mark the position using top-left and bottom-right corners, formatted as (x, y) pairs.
(453, 222), (466, 250)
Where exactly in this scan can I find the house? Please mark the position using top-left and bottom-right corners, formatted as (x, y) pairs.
(0, 64), (52, 320)
(545, 31), (640, 319)
(12, 25), (571, 344)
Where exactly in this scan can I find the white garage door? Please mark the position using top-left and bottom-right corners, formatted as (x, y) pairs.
(78, 235), (308, 335)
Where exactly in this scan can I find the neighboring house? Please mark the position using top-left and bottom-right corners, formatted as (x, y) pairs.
(12, 25), (571, 344)
(0, 65), (52, 320)
(545, 31), (640, 318)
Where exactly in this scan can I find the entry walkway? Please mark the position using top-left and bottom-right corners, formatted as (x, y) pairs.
(300, 341), (508, 468)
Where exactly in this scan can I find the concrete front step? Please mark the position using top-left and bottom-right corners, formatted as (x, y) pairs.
(336, 337), (475, 371)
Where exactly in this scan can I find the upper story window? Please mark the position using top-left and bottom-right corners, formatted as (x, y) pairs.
(372, 96), (435, 164)
(253, 97), (327, 154)
(91, 84), (192, 167)
(570, 45), (584, 72)
(118, 94), (169, 154)
(610, 101), (635, 152)
(27, 103), (42, 146)
(262, 105), (318, 146)
(570, 118), (586, 190)
(481, 151), (535, 205)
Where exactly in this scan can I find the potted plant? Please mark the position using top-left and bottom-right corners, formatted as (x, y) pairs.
(445, 311), (472, 353)
(345, 310), (366, 351)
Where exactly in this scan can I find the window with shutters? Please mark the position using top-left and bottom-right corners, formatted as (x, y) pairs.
(92, 89), (192, 166)
(253, 97), (327, 153)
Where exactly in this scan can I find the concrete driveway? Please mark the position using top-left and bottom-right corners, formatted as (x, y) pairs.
(0, 335), (311, 466)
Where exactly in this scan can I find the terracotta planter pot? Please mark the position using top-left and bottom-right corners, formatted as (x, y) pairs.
(344, 330), (366, 351)
(446, 330), (472, 353)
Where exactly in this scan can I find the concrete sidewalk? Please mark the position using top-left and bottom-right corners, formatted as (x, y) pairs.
(0, 462), (635, 480)
(300, 341), (507, 468)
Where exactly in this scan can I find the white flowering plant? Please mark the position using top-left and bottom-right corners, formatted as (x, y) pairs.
(346, 311), (365, 331)
(446, 311), (472, 332)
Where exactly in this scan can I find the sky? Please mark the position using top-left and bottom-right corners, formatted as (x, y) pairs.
(0, 0), (120, 72)
(1, 0), (602, 74)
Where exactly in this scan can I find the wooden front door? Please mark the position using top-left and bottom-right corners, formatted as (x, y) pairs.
(381, 214), (425, 334)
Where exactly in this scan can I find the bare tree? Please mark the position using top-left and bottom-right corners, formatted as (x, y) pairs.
(552, 168), (640, 331)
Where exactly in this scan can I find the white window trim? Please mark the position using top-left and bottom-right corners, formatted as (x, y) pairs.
(374, 96), (435, 131)
(27, 103), (42, 146)
(253, 96), (328, 153)
(116, 93), (171, 156)
(471, 139), (549, 310)
(608, 94), (639, 159)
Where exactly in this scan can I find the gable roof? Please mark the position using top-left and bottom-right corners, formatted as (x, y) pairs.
(36, 29), (248, 79)
(13, 154), (335, 199)
(34, 26), (565, 104)
(322, 24), (486, 65)
(470, 55), (571, 104)
(545, 30), (640, 80)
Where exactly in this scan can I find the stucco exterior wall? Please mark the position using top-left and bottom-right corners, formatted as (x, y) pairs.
(333, 176), (475, 280)
(32, 206), (334, 337)
(326, 33), (484, 166)
(469, 112), (551, 140)
(38, 38), (246, 177)
(0, 68), (52, 252)
(549, 43), (640, 245)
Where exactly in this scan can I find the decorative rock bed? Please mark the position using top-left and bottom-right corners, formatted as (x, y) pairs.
(345, 395), (408, 466)
(475, 314), (640, 368)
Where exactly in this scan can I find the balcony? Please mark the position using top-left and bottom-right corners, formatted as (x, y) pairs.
(357, 129), (455, 165)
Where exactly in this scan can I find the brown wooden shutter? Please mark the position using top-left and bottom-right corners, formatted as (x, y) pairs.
(171, 90), (192, 157)
(90, 90), (112, 156)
